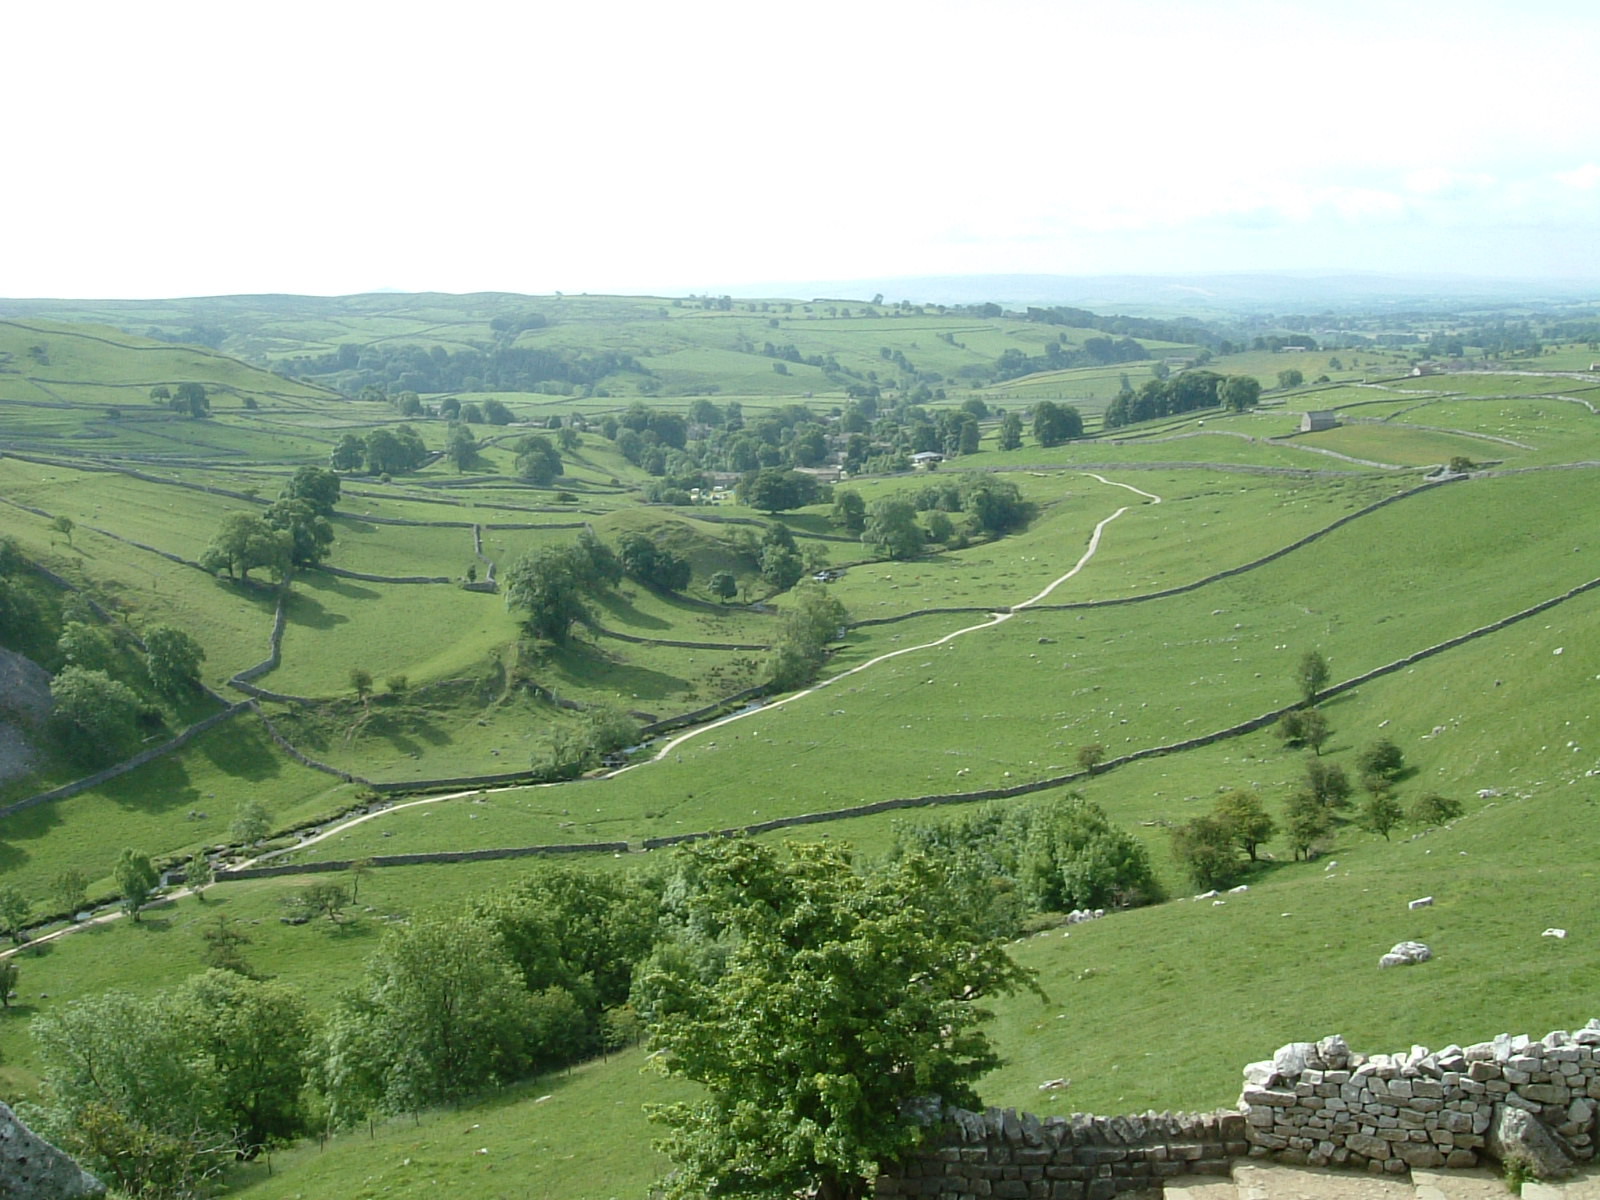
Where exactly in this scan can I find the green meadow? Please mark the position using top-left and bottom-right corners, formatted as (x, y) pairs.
(4, 293), (1600, 1198)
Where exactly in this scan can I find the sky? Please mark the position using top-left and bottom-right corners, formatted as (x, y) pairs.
(7, 0), (1600, 299)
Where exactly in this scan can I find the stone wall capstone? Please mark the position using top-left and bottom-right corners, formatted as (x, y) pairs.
(1238, 1021), (1600, 1174)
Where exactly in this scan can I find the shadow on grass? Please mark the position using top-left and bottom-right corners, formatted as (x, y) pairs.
(284, 591), (350, 631)
(97, 754), (201, 814)
(592, 591), (671, 632)
(547, 645), (688, 704)
(197, 721), (284, 782)
(303, 573), (381, 602)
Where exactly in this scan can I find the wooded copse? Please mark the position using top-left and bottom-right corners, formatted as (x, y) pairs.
(26, 814), (1157, 1199)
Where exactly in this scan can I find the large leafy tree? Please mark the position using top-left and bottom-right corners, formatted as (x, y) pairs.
(143, 624), (207, 695)
(50, 666), (142, 755)
(504, 544), (598, 643)
(637, 838), (1036, 1200)
(280, 465), (341, 516)
(199, 511), (292, 581)
(861, 497), (922, 561)
(178, 970), (312, 1155)
(1030, 399), (1083, 447)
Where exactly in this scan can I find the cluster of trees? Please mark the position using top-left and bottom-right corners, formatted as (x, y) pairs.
(0, 539), (213, 766)
(1101, 371), (1261, 429)
(30, 837), (1041, 1200)
(888, 794), (1163, 937)
(1169, 652), (1464, 887)
(831, 474), (1031, 560)
(29, 863), (661, 1197)
(279, 341), (650, 398)
(200, 467), (343, 582)
(329, 425), (429, 475)
(149, 381), (211, 417)
(502, 529), (625, 643)
(765, 583), (847, 691)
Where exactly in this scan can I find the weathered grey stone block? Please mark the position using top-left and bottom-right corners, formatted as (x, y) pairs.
(0, 1103), (105, 1200)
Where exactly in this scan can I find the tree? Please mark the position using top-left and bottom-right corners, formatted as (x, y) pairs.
(1276, 368), (1304, 389)
(446, 423), (478, 473)
(52, 869), (88, 918)
(1031, 400), (1083, 447)
(1283, 788), (1332, 860)
(348, 666), (373, 703)
(998, 411), (1023, 451)
(503, 545), (600, 643)
(829, 489), (866, 533)
(1278, 706), (1330, 754)
(861, 497), (922, 560)
(144, 624), (207, 696)
(766, 583), (847, 691)
(1219, 375), (1262, 411)
(481, 398), (514, 425)
(960, 474), (1029, 535)
(1409, 792), (1463, 826)
(636, 838), (1035, 1200)
(300, 880), (350, 923)
(514, 434), (564, 485)
(0, 884), (30, 946)
(50, 666), (142, 756)
(0, 957), (17, 1007)
(1295, 650), (1330, 705)
(51, 514), (75, 545)
(178, 969), (312, 1156)
(738, 468), (818, 514)
(199, 915), (257, 976)
(31, 990), (233, 1195)
(281, 466), (341, 517)
(1358, 791), (1404, 840)
(1356, 738), (1405, 789)
(114, 848), (159, 922)
(185, 848), (214, 900)
(327, 914), (538, 1112)
(56, 621), (114, 672)
(330, 433), (365, 472)
(709, 571), (738, 603)
(1169, 815), (1240, 889)
(174, 381), (210, 417)
(1213, 789), (1276, 861)
(618, 531), (691, 592)
(1303, 758), (1353, 810)
(1075, 743), (1105, 775)
(199, 511), (292, 582)
(348, 857), (374, 902)
(231, 799), (271, 846)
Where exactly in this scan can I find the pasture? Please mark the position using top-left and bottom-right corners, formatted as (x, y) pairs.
(4, 296), (1600, 1200)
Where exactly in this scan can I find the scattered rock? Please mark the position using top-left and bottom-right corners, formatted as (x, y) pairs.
(0, 1100), (105, 1198)
(1409, 896), (1434, 910)
(1542, 928), (1568, 939)
(1380, 940), (1432, 967)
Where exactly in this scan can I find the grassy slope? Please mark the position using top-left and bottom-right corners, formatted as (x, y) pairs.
(4, 302), (1600, 1198)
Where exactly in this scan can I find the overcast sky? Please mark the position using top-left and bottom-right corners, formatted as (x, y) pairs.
(8, 0), (1599, 299)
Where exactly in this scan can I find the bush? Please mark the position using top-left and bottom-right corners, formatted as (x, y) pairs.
(1409, 793), (1464, 826)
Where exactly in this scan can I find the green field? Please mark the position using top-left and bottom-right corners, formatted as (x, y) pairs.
(4, 294), (1600, 1200)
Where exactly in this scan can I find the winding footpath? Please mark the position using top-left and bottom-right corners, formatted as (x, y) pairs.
(1, 475), (1161, 955)
(634, 474), (1161, 766)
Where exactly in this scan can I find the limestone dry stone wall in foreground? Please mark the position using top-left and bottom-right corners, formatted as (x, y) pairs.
(878, 1019), (1600, 1199)
(1241, 1022), (1600, 1173)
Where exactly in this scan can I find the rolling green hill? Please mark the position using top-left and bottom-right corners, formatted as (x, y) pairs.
(2, 295), (1599, 1199)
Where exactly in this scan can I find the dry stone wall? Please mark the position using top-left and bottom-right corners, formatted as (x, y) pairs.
(1240, 1022), (1600, 1173)
(876, 1108), (1245, 1200)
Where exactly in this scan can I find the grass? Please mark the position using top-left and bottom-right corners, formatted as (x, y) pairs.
(6, 302), (1600, 1198)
